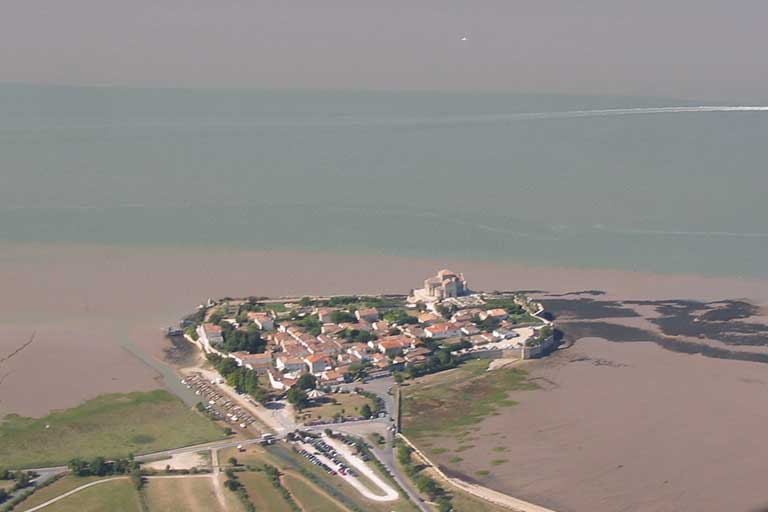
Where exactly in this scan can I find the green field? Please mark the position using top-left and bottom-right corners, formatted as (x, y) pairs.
(21, 478), (140, 512)
(16, 476), (103, 511)
(0, 390), (226, 468)
(401, 360), (537, 438)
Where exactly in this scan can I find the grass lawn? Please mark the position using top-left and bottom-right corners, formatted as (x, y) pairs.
(22, 478), (140, 512)
(401, 360), (537, 438)
(218, 445), (270, 469)
(283, 473), (352, 512)
(0, 390), (226, 469)
(144, 475), (243, 512)
(297, 393), (373, 422)
(507, 312), (543, 325)
(238, 470), (294, 512)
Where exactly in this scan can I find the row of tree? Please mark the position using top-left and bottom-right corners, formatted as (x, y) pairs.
(396, 442), (452, 512)
(208, 354), (270, 402)
(0, 469), (34, 503)
(68, 456), (143, 489)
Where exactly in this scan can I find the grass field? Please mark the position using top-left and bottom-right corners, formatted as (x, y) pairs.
(401, 360), (537, 438)
(297, 393), (373, 422)
(238, 470), (294, 512)
(0, 390), (226, 468)
(283, 473), (352, 512)
(144, 475), (243, 512)
(23, 478), (141, 512)
(17, 476), (104, 511)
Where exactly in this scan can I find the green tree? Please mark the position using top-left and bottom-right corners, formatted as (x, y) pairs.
(360, 403), (372, 418)
(295, 373), (317, 390)
(130, 467), (143, 490)
(89, 456), (107, 476)
(331, 311), (357, 323)
(287, 387), (309, 411)
(68, 458), (89, 477)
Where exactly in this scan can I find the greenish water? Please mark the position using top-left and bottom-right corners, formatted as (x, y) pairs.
(2, 84), (767, 277)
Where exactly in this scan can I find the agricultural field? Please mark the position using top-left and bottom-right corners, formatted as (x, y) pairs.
(283, 473), (352, 512)
(0, 390), (226, 468)
(143, 475), (243, 512)
(21, 478), (140, 512)
(238, 470), (295, 512)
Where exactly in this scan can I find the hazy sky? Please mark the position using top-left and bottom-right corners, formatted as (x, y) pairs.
(2, 0), (768, 100)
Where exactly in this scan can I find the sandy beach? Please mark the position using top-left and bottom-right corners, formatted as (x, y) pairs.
(1, 241), (767, 418)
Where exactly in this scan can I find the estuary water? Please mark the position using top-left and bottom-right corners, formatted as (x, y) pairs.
(1, 84), (767, 278)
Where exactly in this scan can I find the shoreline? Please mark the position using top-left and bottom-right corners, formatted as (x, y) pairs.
(1, 241), (766, 417)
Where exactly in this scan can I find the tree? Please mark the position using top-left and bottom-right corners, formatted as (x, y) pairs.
(209, 309), (226, 325)
(68, 458), (89, 477)
(286, 387), (309, 411)
(295, 373), (317, 390)
(13, 472), (31, 490)
(331, 311), (357, 324)
(360, 403), (372, 418)
(0, 488), (7, 503)
(89, 456), (107, 476)
(130, 467), (143, 490)
(228, 457), (238, 467)
(415, 474), (441, 498)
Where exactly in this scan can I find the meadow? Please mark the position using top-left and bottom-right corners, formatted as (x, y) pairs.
(0, 390), (226, 468)
(19, 478), (140, 512)
(400, 359), (536, 439)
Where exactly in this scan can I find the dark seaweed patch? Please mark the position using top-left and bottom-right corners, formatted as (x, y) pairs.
(540, 298), (640, 320)
(559, 321), (661, 343)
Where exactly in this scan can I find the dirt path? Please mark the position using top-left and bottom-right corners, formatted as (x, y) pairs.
(210, 448), (228, 511)
(21, 477), (128, 512)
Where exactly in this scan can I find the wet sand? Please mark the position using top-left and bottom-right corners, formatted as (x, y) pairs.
(441, 338), (768, 512)
(1, 241), (767, 417)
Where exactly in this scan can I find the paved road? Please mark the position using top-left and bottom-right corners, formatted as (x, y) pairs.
(309, 376), (432, 512)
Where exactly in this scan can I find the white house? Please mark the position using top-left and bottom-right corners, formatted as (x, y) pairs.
(424, 322), (462, 339)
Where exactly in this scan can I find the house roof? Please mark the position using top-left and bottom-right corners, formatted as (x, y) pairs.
(426, 322), (459, 333)
(304, 354), (331, 364)
(203, 323), (222, 333)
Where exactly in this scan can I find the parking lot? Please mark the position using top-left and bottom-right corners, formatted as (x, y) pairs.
(181, 373), (257, 429)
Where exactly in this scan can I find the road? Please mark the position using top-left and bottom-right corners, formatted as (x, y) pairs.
(308, 375), (432, 512)
(18, 374), (429, 511)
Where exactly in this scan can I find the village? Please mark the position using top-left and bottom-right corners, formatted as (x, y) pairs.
(185, 270), (555, 403)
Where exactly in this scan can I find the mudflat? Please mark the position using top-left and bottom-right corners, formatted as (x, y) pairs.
(430, 338), (768, 512)
(2, 241), (767, 416)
